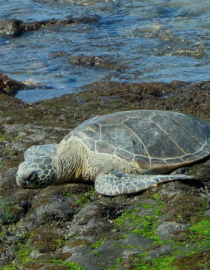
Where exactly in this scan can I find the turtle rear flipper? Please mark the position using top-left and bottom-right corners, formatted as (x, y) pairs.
(94, 170), (194, 196)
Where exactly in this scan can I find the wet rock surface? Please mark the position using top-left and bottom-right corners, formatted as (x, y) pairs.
(0, 74), (28, 96)
(69, 55), (125, 71)
(0, 80), (210, 269)
(0, 74), (54, 96)
(0, 16), (98, 37)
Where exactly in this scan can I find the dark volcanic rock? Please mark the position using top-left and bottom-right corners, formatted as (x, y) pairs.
(0, 19), (24, 36)
(0, 74), (27, 96)
(27, 191), (75, 227)
(157, 221), (189, 241)
(0, 16), (99, 37)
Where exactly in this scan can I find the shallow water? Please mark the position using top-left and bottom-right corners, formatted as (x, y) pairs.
(0, 0), (210, 102)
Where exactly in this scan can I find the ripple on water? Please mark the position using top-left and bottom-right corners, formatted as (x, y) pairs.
(0, 0), (210, 102)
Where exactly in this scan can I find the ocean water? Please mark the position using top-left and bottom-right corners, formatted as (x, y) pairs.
(0, 0), (210, 102)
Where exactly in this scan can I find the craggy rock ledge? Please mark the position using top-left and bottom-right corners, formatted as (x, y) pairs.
(0, 73), (53, 96)
(0, 80), (210, 270)
(0, 74), (28, 96)
(0, 16), (98, 37)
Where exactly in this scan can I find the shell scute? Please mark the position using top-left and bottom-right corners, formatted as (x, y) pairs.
(202, 144), (210, 152)
(101, 124), (148, 156)
(83, 137), (96, 151)
(116, 149), (134, 162)
(93, 113), (127, 125)
(124, 117), (186, 158)
(165, 158), (183, 165)
(96, 141), (115, 155)
(181, 154), (200, 162)
(81, 123), (101, 141)
(151, 114), (204, 153)
(170, 113), (208, 142)
(72, 131), (85, 141)
(150, 158), (169, 173)
(134, 155), (151, 170)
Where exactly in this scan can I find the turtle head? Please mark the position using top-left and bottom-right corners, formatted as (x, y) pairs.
(16, 156), (57, 188)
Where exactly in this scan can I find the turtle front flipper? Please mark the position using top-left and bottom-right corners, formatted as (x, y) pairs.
(94, 170), (194, 196)
(24, 144), (57, 161)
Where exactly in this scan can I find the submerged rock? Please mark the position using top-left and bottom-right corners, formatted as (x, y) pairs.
(0, 16), (99, 37)
(69, 54), (125, 71)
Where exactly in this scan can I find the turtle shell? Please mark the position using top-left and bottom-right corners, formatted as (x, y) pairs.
(64, 110), (210, 172)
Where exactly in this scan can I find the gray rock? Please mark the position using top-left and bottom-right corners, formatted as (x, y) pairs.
(68, 201), (114, 237)
(146, 244), (172, 259)
(27, 193), (74, 227)
(64, 243), (123, 270)
(120, 233), (153, 251)
(29, 249), (42, 259)
(73, 203), (99, 225)
(157, 222), (188, 240)
(10, 142), (27, 152)
(205, 209), (210, 216)
(0, 168), (17, 190)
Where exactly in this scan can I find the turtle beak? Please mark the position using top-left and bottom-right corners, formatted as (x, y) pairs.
(16, 171), (38, 187)
(16, 175), (28, 187)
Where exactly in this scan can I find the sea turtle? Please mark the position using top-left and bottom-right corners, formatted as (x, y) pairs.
(16, 110), (210, 196)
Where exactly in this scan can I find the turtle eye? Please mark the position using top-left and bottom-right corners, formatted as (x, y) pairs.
(27, 171), (37, 182)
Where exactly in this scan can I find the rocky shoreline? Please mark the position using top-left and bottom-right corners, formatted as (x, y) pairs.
(0, 78), (210, 269)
